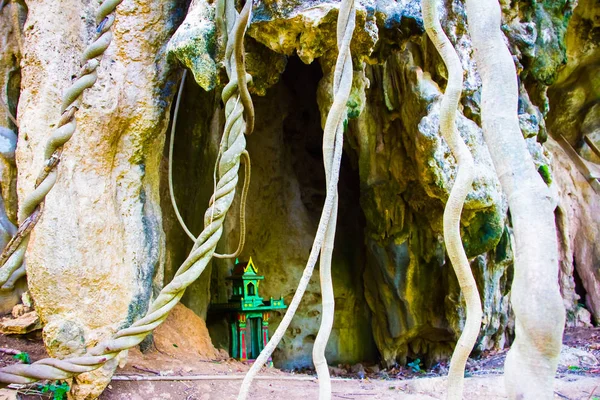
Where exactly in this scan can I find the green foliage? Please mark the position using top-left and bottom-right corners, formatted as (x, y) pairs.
(12, 352), (30, 364)
(538, 164), (552, 185)
(567, 365), (582, 371)
(38, 381), (70, 400)
(407, 358), (422, 373)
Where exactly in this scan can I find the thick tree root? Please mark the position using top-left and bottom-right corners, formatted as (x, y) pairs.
(0, 0), (124, 287)
(465, 0), (565, 398)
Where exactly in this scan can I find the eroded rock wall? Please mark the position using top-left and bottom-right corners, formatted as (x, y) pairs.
(0, 1), (25, 313)
(546, 0), (600, 324)
(164, 0), (599, 369)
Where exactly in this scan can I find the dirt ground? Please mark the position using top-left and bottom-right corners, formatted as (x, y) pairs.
(0, 327), (598, 399)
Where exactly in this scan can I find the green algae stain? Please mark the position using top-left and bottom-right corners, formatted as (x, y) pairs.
(461, 210), (504, 258)
(527, 0), (575, 85)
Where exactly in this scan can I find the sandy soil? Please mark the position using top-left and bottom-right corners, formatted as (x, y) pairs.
(100, 375), (599, 400)
(0, 327), (597, 399)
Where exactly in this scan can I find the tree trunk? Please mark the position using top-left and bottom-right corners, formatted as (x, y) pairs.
(465, 0), (565, 398)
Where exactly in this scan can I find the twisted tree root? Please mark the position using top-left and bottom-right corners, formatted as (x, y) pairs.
(422, 1), (482, 399)
(465, 0), (564, 398)
(167, 69), (250, 260)
(312, 1), (355, 399)
(0, 0), (124, 288)
(0, 0), (254, 387)
(237, 1), (355, 399)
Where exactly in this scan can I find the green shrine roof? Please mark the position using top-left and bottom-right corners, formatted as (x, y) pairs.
(227, 257), (264, 280)
(211, 257), (287, 313)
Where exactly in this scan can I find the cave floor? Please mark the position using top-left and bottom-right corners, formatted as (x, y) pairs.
(0, 327), (597, 399)
(100, 374), (599, 400)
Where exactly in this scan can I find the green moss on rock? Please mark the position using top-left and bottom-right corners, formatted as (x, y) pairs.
(167, 0), (219, 91)
(461, 209), (505, 258)
(527, 0), (575, 85)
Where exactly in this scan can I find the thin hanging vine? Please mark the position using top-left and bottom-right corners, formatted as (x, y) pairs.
(0, 0), (254, 386)
(422, 1), (482, 399)
(237, 1), (355, 399)
(312, 0), (355, 399)
(167, 69), (250, 259)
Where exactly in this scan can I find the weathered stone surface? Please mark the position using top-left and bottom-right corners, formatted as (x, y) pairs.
(546, 0), (600, 155)
(559, 345), (598, 369)
(503, 0), (576, 86)
(0, 310), (41, 334)
(167, 0), (218, 92)
(11, 303), (30, 318)
(249, 0), (378, 66)
(550, 138), (600, 324)
(15, 0), (182, 397)
(545, 0), (600, 325)
(0, 1), (25, 310)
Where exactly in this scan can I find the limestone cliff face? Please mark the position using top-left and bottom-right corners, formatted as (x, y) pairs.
(546, 0), (600, 325)
(167, 0), (598, 368)
(0, 0), (598, 396)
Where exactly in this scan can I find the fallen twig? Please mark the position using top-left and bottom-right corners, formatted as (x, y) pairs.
(0, 97), (18, 128)
(584, 135), (600, 160)
(588, 384), (598, 400)
(132, 365), (160, 375)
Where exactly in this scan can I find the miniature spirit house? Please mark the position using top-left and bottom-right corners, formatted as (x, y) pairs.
(211, 257), (286, 361)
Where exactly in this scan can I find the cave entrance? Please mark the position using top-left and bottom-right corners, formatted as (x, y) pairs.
(281, 55), (379, 367)
(205, 54), (378, 368)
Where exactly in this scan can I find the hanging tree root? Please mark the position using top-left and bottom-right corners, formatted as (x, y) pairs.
(0, 0), (124, 289)
(167, 69), (250, 259)
(237, 1), (355, 399)
(0, 0), (254, 387)
(422, 1), (482, 399)
(465, 0), (564, 398)
(312, 1), (355, 400)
